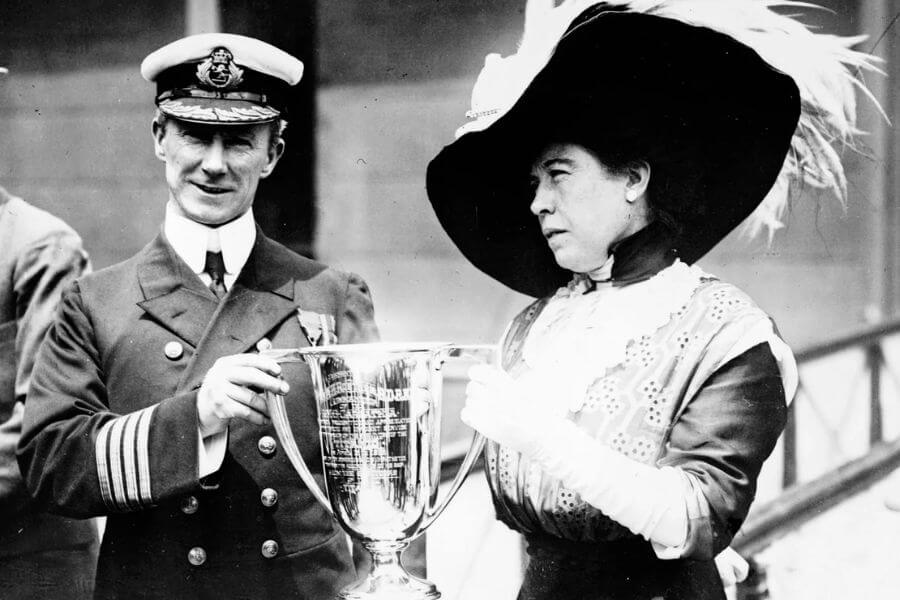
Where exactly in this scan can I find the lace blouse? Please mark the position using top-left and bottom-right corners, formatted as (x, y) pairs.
(485, 260), (796, 558)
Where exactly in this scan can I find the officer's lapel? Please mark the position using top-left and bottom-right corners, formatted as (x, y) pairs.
(176, 233), (298, 391)
(136, 232), (219, 348)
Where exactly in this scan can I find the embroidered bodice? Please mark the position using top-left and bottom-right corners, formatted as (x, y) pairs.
(485, 261), (775, 542)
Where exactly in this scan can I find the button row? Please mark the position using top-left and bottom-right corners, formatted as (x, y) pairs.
(181, 370), (280, 568)
(181, 489), (277, 514)
(187, 540), (279, 566)
(165, 337), (272, 361)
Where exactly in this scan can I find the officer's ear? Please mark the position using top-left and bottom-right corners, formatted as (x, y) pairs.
(151, 116), (168, 161)
(259, 133), (285, 180)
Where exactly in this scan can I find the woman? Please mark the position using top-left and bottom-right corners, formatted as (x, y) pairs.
(425, 2), (878, 599)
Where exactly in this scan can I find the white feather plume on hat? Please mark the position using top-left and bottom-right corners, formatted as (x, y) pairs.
(459, 0), (883, 242)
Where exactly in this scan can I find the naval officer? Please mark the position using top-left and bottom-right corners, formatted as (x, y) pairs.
(18, 34), (378, 599)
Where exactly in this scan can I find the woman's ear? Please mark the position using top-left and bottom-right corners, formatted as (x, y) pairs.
(624, 160), (651, 203)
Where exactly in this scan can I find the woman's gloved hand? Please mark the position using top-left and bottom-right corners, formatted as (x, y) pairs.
(715, 547), (749, 590)
(461, 364), (557, 456)
(462, 365), (690, 551)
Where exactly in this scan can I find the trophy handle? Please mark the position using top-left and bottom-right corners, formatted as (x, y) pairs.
(419, 343), (497, 532)
(261, 349), (334, 517)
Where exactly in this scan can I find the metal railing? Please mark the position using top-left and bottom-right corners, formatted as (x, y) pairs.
(733, 438), (900, 557)
(733, 318), (900, 599)
(779, 319), (900, 488)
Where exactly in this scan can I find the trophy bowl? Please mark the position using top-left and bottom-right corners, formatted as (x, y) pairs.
(263, 343), (495, 599)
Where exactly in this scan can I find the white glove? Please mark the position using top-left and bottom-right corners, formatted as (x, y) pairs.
(463, 364), (689, 550)
(461, 364), (555, 456)
(533, 419), (689, 548)
(715, 547), (749, 588)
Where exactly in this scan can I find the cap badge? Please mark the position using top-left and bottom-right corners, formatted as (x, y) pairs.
(196, 47), (244, 90)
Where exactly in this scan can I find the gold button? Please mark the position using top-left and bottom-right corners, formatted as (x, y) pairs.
(188, 546), (207, 566)
(261, 539), (279, 559)
(164, 341), (184, 360)
(181, 495), (199, 515)
(260, 488), (278, 507)
(256, 338), (273, 352)
(257, 436), (277, 456)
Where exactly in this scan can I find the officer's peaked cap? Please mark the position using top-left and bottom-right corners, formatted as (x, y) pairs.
(141, 33), (303, 125)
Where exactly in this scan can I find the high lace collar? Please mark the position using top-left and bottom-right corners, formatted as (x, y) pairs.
(609, 221), (679, 286)
(567, 221), (679, 295)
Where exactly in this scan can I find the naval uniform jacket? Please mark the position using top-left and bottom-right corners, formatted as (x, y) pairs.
(17, 229), (378, 599)
(0, 188), (97, 563)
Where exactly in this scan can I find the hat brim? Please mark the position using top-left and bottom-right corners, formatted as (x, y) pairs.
(158, 97), (281, 124)
(426, 10), (800, 298)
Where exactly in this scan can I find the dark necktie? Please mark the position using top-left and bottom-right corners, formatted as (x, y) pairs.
(204, 251), (227, 299)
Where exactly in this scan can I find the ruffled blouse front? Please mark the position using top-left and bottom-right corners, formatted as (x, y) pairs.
(515, 260), (708, 415)
(487, 258), (796, 548)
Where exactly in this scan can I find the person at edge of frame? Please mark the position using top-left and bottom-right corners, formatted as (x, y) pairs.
(0, 64), (99, 600)
(16, 35), (379, 599)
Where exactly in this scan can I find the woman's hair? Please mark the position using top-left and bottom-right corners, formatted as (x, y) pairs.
(543, 119), (710, 237)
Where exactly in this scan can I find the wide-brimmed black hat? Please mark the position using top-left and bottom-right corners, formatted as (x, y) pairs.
(426, 3), (857, 298)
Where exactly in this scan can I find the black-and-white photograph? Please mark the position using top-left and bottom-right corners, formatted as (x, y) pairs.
(1, 1), (898, 599)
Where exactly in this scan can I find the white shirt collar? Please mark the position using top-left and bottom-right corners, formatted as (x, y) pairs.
(164, 202), (256, 276)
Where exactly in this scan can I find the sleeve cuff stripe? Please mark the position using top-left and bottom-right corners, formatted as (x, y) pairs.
(136, 406), (155, 505)
(108, 416), (130, 511)
(95, 406), (158, 511)
(95, 419), (114, 509)
(121, 412), (140, 509)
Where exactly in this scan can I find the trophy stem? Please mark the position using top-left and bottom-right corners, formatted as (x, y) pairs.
(339, 540), (440, 600)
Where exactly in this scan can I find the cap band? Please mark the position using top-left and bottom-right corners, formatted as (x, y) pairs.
(158, 89), (270, 104)
(157, 98), (281, 123)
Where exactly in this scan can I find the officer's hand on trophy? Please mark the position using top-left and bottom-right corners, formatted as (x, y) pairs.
(197, 354), (289, 436)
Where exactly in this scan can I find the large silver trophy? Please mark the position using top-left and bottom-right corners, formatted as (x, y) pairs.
(263, 343), (495, 599)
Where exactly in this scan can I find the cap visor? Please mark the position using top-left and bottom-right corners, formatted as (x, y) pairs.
(158, 97), (280, 124)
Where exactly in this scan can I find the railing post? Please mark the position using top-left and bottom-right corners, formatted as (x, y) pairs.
(736, 557), (769, 600)
(867, 344), (883, 445)
(782, 399), (797, 489)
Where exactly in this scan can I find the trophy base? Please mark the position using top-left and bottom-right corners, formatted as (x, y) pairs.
(339, 575), (440, 600)
(340, 540), (441, 599)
